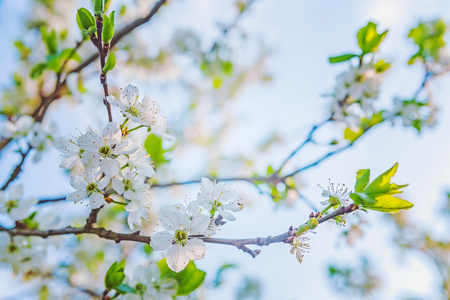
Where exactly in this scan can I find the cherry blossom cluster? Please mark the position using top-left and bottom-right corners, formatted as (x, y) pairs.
(151, 177), (243, 272)
(1, 115), (57, 162)
(331, 62), (386, 128)
(57, 84), (174, 230)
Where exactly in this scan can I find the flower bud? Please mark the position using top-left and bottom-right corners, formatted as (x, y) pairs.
(307, 218), (319, 230)
(296, 224), (309, 235)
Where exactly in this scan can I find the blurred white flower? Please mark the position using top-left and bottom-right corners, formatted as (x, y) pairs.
(125, 264), (177, 300)
(1, 115), (34, 139)
(124, 190), (154, 230)
(0, 184), (37, 221)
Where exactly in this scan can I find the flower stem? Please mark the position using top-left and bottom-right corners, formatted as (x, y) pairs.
(127, 125), (144, 133)
(112, 200), (127, 206)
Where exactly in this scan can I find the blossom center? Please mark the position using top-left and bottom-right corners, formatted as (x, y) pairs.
(123, 179), (134, 191)
(5, 200), (18, 213)
(7, 243), (19, 254)
(174, 229), (188, 246)
(125, 106), (140, 118)
(99, 145), (112, 157)
(86, 183), (97, 194)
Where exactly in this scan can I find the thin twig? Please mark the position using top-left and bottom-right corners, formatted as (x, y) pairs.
(277, 116), (332, 172)
(1, 148), (32, 191)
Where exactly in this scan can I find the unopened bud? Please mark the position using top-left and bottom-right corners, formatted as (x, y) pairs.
(296, 224), (309, 235)
(307, 218), (319, 230)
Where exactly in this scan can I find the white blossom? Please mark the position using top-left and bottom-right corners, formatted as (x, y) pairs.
(290, 236), (310, 263)
(112, 167), (149, 201)
(196, 177), (243, 221)
(125, 264), (177, 300)
(126, 146), (156, 177)
(29, 121), (57, 162)
(0, 184), (37, 221)
(55, 136), (85, 169)
(67, 170), (109, 208)
(150, 204), (209, 272)
(319, 180), (351, 206)
(334, 63), (383, 102)
(107, 85), (174, 140)
(124, 190), (154, 230)
(78, 122), (138, 178)
(1, 115), (34, 139)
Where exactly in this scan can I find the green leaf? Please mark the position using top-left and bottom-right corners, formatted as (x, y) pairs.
(104, 260), (126, 290)
(30, 62), (48, 79)
(76, 8), (95, 32)
(344, 127), (363, 143)
(328, 53), (358, 63)
(102, 52), (116, 74)
(109, 11), (115, 30)
(357, 22), (388, 55)
(144, 133), (170, 167)
(361, 195), (413, 213)
(364, 163), (408, 197)
(408, 20), (446, 64)
(40, 28), (58, 55)
(350, 163), (412, 213)
(59, 48), (82, 63)
(158, 258), (206, 296)
(374, 59), (391, 73)
(93, 0), (103, 15)
(102, 14), (114, 43)
(14, 41), (31, 60)
(143, 244), (153, 255)
(116, 283), (137, 294)
(350, 192), (375, 206)
(105, 0), (112, 11)
(355, 169), (370, 193)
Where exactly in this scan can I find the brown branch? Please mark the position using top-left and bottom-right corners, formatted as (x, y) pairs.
(85, 206), (103, 229)
(38, 196), (67, 204)
(0, 204), (358, 257)
(1, 148), (32, 191)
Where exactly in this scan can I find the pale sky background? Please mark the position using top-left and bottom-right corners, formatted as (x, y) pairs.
(0, 0), (450, 299)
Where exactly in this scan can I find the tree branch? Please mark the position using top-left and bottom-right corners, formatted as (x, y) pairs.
(0, 204), (358, 257)
(1, 148), (32, 191)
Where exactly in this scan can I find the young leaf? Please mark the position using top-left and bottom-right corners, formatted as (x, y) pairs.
(361, 195), (413, 213)
(102, 52), (116, 74)
(30, 62), (48, 79)
(93, 0), (103, 15)
(116, 283), (137, 294)
(76, 8), (95, 31)
(104, 260), (126, 290)
(355, 169), (370, 193)
(102, 14), (114, 43)
(350, 163), (413, 213)
(328, 53), (358, 63)
(364, 163), (408, 197)
(109, 11), (115, 29)
(144, 133), (170, 167)
(357, 22), (388, 55)
(374, 59), (391, 73)
(158, 258), (206, 296)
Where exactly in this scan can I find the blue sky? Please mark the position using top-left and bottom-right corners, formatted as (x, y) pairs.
(1, 0), (450, 299)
